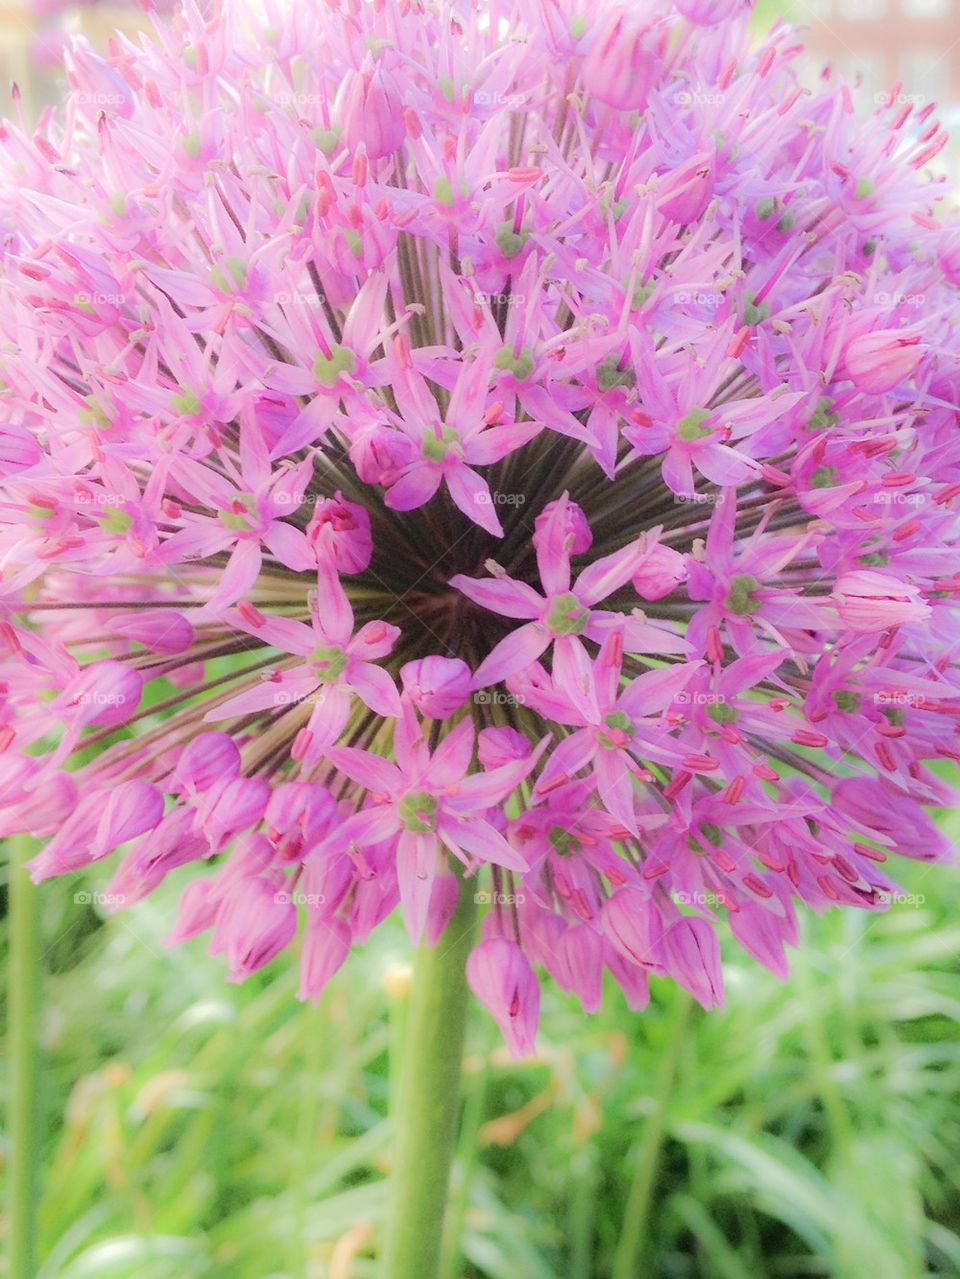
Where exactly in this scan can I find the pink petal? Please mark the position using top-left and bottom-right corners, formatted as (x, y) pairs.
(471, 623), (552, 688)
(439, 815), (529, 871)
(384, 465), (443, 511)
(264, 521), (316, 572)
(325, 747), (404, 795)
(349, 663), (402, 717)
(445, 465), (504, 536)
(397, 830), (440, 942)
(552, 636), (600, 722)
(449, 574), (543, 619)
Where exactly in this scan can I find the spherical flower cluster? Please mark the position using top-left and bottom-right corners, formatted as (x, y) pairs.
(2, 0), (958, 1056)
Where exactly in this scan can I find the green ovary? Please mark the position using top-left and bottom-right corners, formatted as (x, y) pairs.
(725, 573), (762, 616)
(545, 593), (589, 636)
(421, 426), (460, 462)
(598, 710), (633, 749)
(399, 790), (438, 833)
(310, 645), (348, 682)
(549, 825), (581, 857)
(313, 345), (356, 386)
(220, 493), (259, 532)
(676, 408), (713, 442)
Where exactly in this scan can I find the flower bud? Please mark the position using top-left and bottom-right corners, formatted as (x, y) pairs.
(400, 656), (472, 719)
(298, 915), (351, 1004)
(632, 543), (687, 600)
(108, 609), (196, 655)
(534, 496), (592, 555)
(210, 875), (297, 982)
(92, 780), (165, 857)
(662, 917), (724, 1008)
(675, 0), (749, 24)
(581, 9), (661, 111)
(171, 732), (242, 796)
(832, 570), (930, 632)
(843, 329), (922, 394)
(306, 492), (372, 573)
(467, 938), (540, 1059)
(335, 67), (405, 160)
(601, 887), (666, 970)
(478, 725), (531, 770)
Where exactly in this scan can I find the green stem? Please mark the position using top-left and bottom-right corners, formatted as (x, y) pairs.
(380, 882), (477, 1279)
(8, 837), (41, 1279)
(441, 1026), (492, 1279)
(612, 992), (692, 1279)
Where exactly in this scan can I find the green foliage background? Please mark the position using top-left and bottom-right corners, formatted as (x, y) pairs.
(2, 813), (959, 1278)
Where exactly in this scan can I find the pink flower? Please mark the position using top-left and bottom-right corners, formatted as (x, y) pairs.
(2, 0), (959, 1051)
(324, 709), (546, 940)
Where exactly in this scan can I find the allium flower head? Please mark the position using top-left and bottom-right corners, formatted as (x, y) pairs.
(3, 0), (959, 1055)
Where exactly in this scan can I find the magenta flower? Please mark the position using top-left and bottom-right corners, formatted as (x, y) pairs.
(2, 0), (959, 1067)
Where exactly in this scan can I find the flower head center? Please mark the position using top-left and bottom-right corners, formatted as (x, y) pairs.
(548, 825), (581, 857)
(599, 709), (633, 748)
(422, 425), (461, 463)
(725, 573), (762, 616)
(676, 408), (714, 442)
(220, 492), (260, 532)
(310, 644), (348, 682)
(399, 789), (438, 832)
(313, 345), (356, 387)
(544, 592), (589, 636)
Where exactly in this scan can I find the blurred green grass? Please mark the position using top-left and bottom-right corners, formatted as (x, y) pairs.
(2, 809), (959, 1279)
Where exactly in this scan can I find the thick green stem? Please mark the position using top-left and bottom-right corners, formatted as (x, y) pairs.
(7, 838), (41, 1279)
(380, 883), (477, 1279)
(612, 992), (692, 1279)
